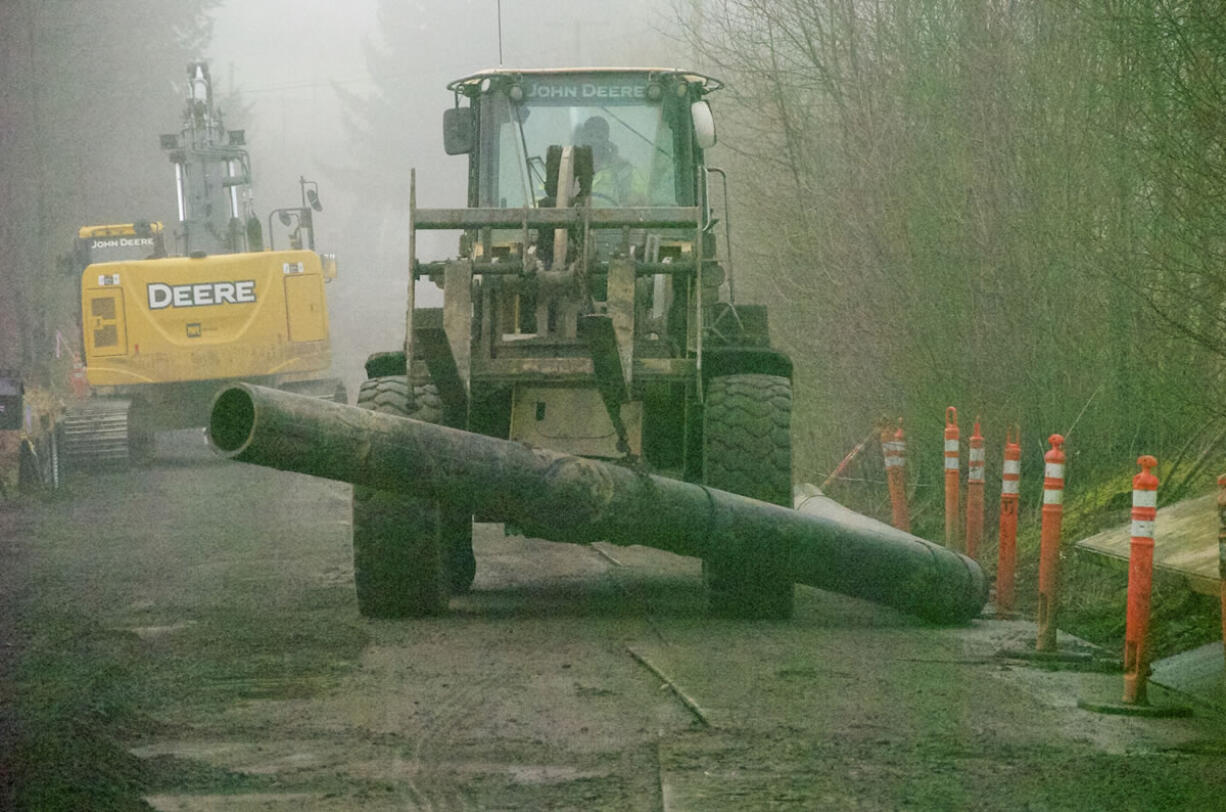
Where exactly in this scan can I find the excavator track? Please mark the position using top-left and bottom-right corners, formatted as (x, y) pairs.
(61, 399), (149, 468)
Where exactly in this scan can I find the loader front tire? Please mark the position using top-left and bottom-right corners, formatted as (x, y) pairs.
(352, 377), (473, 616)
(702, 373), (795, 620)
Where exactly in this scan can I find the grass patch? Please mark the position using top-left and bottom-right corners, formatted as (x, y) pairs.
(8, 609), (155, 810)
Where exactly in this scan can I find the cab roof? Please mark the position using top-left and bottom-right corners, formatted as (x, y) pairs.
(447, 67), (722, 95)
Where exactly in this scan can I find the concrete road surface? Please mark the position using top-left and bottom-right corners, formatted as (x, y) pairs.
(4, 430), (1226, 809)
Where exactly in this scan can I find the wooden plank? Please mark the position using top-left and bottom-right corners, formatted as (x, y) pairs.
(1075, 492), (1220, 595)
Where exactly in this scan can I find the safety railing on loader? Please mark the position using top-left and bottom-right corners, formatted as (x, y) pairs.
(412, 205), (703, 230)
(410, 206), (704, 274)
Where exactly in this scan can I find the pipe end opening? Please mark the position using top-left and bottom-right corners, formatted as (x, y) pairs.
(209, 386), (256, 454)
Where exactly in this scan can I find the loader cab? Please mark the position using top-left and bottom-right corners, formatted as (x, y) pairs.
(445, 69), (719, 216)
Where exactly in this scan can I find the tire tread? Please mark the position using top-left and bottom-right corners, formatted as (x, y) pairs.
(702, 374), (794, 619)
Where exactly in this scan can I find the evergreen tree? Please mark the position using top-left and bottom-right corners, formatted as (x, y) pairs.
(0, 0), (219, 374)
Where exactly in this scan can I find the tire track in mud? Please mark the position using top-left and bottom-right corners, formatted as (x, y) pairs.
(356, 615), (664, 810)
(426, 535), (698, 809)
(587, 542), (701, 812)
(395, 631), (494, 812)
(53, 436), (706, 808)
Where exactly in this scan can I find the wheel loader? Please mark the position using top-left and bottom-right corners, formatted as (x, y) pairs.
(353, 68), (797, 618)
(207, 68), (987, 624)
(63, 62), (344, 468)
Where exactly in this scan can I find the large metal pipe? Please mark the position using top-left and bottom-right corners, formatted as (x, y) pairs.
(208, 384), (988, 623)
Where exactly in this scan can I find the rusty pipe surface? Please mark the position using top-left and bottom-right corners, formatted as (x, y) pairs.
(209, 384), (987, 623)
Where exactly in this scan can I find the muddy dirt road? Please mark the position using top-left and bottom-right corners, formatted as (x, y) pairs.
(4, 429), (1226, 809)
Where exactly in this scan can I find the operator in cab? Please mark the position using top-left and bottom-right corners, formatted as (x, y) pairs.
(575, 115), (648, 206)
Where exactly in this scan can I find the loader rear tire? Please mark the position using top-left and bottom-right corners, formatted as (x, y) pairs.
(702, 373), (795, 620)
(352, 377), (474, 616)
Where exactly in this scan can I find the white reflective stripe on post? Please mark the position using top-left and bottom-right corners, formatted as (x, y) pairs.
(1131, 519), (1155, 539)
(883, 441), (904, 453)
(969, 445), (985, 481)
(885, 457), (905, 468)
(1044, 462), (1065, 480)
(1003, 459), (1021, 476)
(1133, 490), (1157, 509)
(1002, 480), (1020, 495)
(1043, 488), (1063, 505)
(945, 457), (959, 470)
(945, 440), (959, 453)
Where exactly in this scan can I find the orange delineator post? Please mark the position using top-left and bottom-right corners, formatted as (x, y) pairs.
(69, 353), (89, 399)
(996, 426), (1021, 614)
(1036, 433), (1066, 652)
(820, 429), (875, 491)
(944, 407), (961, 551)
(882, 419), (909, 532)
(965, 419), (985, 560)
(1217, 475), (1226, 667)
(1123, 456), (1159, 705)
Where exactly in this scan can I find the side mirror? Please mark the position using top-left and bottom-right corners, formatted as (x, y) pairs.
(691, 100), (717, 149)
(443, 106), (475, 155)
(306, 188), (322, 212)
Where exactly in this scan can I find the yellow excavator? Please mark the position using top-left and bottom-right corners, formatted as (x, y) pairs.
(63, 62), (344, 467)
